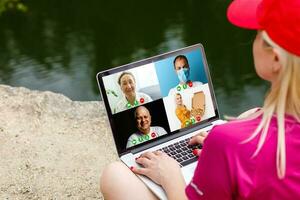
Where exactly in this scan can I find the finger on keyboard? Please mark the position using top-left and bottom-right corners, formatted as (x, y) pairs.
(188, 135), (205, 146)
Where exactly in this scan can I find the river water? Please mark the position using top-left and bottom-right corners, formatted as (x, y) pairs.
(0, 0), (268, 116)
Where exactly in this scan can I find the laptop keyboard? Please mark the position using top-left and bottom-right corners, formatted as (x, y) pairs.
(158, 137), (202, 167)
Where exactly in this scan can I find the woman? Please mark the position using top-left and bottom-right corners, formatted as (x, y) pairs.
(114, 71), (152, 113)
(101, 0), (300, 199)
(175, 93), (191, 128)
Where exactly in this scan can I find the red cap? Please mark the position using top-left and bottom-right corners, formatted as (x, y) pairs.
(227, 0), (300, 56)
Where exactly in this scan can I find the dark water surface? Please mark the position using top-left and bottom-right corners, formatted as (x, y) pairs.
(0, 0), (268, 116)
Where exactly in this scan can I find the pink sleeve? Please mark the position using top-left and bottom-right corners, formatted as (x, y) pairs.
(185, 126), (235, 200)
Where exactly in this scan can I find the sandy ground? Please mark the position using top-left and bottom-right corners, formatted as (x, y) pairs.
(0, 85), (118, 199)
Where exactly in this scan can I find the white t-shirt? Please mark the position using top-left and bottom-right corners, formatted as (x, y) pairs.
(113, 92), (152, 114)
(168, 81), (203, 97)
(126, 126), (167, 148)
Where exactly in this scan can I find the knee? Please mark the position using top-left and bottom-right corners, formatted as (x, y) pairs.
(100, 161), (126, 195)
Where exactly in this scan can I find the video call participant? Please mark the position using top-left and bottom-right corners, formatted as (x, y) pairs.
(114, 72), (152, 114)
(168, 55), (203, 96)
(175, 93), (191, 128)
(126, 106), (167, 148)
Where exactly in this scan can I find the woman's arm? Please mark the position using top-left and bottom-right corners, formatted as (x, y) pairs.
(132, 151), (188, 200)
(162, 173), (187, 200)
(185, 128), (234, 200)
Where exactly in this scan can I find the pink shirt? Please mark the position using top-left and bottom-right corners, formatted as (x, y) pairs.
(186, 115), (300, 199)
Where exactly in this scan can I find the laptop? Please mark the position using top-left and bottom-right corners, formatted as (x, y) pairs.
(96, 44), (225, 200)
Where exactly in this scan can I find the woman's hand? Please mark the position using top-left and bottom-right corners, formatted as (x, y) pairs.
(188, 131), (208, 156)
(132, 151), (187, 200)
(132, 151), (182, 187)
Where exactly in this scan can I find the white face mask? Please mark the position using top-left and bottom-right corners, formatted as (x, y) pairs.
(177, 68), (190, 83)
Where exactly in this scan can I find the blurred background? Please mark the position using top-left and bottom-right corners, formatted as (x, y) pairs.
(0, 0), (269, 116)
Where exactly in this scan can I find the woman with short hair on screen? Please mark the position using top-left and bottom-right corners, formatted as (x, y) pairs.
(114, 71), (152, 113)
(100, 0), (300, 199)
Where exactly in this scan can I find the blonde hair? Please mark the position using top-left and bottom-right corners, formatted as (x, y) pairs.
(244, 31), (300, 179)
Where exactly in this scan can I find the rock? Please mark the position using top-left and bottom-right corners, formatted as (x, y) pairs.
(0, 85), (118, 199)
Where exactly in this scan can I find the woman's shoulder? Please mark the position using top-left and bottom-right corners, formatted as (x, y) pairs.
(137, 92), (152, 100)
(206, 118), (262, 147)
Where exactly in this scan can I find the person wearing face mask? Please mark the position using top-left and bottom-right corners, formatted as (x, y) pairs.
(114, 72), (152, 114)
(168, 55), (203, 97)
(126, 106), (167, 148)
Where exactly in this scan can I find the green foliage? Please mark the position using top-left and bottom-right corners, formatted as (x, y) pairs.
(0, 0), (27, 15)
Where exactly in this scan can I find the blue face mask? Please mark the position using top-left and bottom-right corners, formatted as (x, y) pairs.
(177, 68), (190, 83)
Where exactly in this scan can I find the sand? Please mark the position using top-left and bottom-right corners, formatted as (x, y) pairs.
(0, 85), (118, 199)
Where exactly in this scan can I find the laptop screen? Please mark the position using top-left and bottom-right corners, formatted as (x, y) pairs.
(97, 44), (219, 154)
